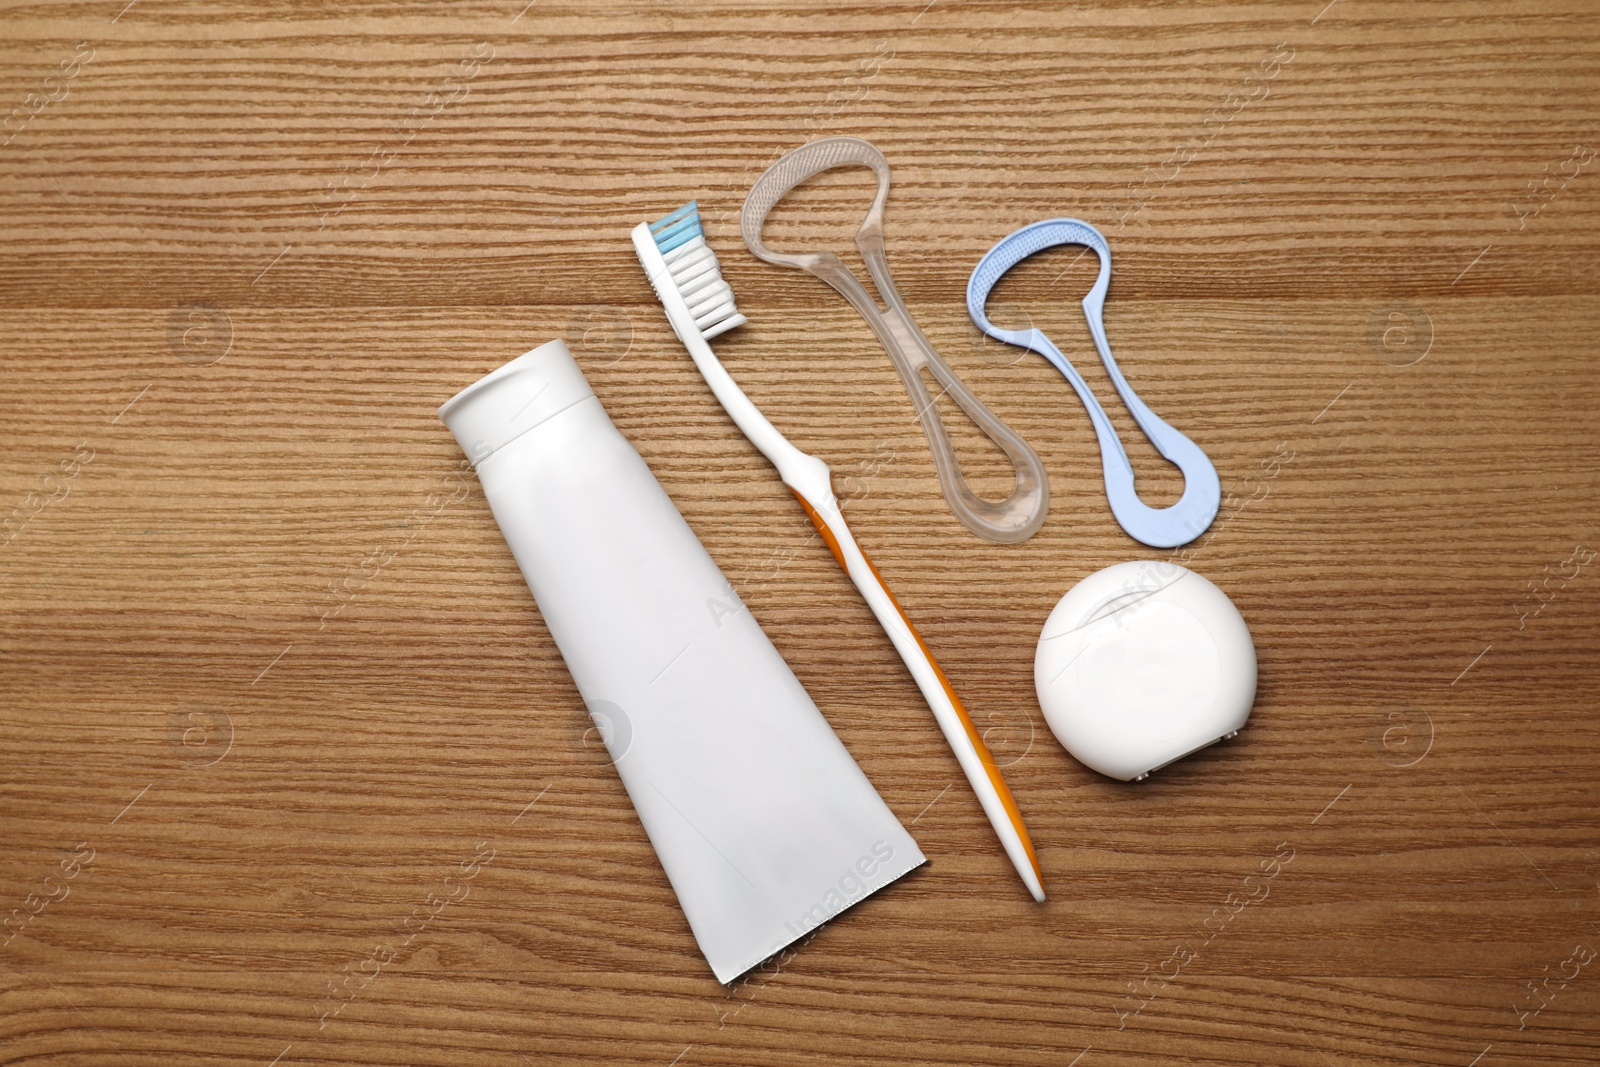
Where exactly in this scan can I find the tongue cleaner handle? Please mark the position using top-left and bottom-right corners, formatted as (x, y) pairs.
(741, 137), (1049, 544)
(967, 219), (1221, 550)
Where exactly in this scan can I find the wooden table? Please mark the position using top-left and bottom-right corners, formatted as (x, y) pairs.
(3, 3), (1598, 1064)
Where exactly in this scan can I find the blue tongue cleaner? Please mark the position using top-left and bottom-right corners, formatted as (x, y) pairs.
(966, 218), (1221, 550)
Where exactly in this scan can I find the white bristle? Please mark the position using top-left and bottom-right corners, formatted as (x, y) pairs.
(672, 260), (718, 295)
(694, 302), (734, 328)
(685, 287), (727, 316)
(669, 245), (712, 271)
(661, 231), (746, 341)
(661, 235), (705, 264)
(671, 245), (713, 273)
(678, 271), (719, 301)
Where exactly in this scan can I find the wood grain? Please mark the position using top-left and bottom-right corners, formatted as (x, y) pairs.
(3, 1), (1599, 1064)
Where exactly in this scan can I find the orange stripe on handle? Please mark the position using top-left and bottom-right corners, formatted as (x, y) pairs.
(790, 490), (1044, 889)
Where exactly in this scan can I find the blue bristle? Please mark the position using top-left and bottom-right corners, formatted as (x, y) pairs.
(649, 200), (703, 255)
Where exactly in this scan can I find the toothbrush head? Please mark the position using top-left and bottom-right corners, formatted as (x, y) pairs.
(644, 201), (748, 341)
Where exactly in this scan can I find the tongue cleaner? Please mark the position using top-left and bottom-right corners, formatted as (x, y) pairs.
(967, 219), (1220, 549)
(740, 137), (1049, 544)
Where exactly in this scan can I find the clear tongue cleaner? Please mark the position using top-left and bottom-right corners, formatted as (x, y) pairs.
(741, 137), (1050, 544)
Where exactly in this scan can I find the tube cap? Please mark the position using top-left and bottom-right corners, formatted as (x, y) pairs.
(437, 339), (596, 465)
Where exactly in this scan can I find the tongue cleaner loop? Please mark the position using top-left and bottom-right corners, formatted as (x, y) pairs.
(967, 219), (1220, 549)
(741, 137), (1049, 545)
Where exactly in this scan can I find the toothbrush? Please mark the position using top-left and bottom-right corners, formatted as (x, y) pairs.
(633, 201), (1046, 902)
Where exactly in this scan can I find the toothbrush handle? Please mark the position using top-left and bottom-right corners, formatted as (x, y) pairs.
(789, 489), (1046, 902)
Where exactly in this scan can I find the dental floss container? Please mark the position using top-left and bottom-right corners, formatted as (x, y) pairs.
(1034, 561), (1255, 781)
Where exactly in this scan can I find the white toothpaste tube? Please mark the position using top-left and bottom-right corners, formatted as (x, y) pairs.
(438, 339), (925, 982)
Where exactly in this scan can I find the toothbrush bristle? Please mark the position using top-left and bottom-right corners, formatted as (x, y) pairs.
(647, 200), (747, 341)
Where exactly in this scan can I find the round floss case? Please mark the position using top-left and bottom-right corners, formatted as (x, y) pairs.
(1034, 561), (1256, 781)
